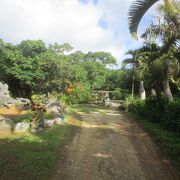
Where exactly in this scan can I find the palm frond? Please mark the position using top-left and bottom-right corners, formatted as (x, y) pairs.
(122, 58), (135, 64)
(128, 0), (160, 38)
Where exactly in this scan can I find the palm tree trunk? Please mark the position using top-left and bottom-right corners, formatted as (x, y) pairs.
(139, 81), (146, 100)
(131, 75), (135, 99)
(164, 0), (175, 9)
(163, 80), (173, 102)
(172, 14), (180, 36)
(164, 0), (180, 36)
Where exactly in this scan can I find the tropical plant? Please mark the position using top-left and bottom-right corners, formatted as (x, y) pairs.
(128, 0), (180, 38)
(123, 46), (153, 100)
(140, 8), (180, 102)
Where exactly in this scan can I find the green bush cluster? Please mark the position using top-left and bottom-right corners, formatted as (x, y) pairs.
(13, 111), (39, 124)
(111, 88), (129, 100)
(31, 94), (46, 104)
(64, 84), (93, 105)
(161, 99), (180, 133)
(123, 97), (180, 134)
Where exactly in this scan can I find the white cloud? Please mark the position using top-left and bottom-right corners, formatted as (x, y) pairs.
(0, 0), (157, 67)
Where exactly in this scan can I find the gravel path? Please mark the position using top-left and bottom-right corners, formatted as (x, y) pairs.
(51, 105), (179, 180)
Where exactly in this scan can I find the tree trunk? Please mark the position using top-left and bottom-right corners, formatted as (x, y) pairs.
(131, 75), (135, 99)
(163, 79), (173, 102)
(139, 81), (146, 100)
(172, 14), (180, 36)
(164, 0), (180, 36)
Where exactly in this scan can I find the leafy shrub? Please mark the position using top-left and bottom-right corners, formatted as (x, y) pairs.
(125, 96), (180, 134)
(59, 95), (69, 104)
(111, 88), (129, 100)
(65, 83), (92, 104)
(130, 98), (145, 115)
(13, 110), (39, 124)
(122, 95), (133, 111)
(111, 88), (122, 100)
(161, 99), (180, 133)
(31, 94), (46, 104)
(44, 111), (55, 119)
(144, 98), (168, 123)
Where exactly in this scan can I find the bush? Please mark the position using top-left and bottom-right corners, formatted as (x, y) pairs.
(122, 95), (133, 111)
(65, 83), (92, 104)
(161, 99), (180, 133)
(111, 88), (129, 100)
(31, 94), (46, 104)
(13, 111), (39, 124)
(122, 95), (144, 113)
(111, 88), (122, 100)
(125, 96), (180, 134)
(130, 98), (145, 115)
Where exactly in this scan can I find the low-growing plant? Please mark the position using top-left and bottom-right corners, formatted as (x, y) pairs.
(31, 94), (46, 104)
(13, 110), (39, 124)
(44, 111), (56, 119)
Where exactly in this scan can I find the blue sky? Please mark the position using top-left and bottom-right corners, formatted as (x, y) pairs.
(80, 0), (98, 5)
(0, 0), (158, 67)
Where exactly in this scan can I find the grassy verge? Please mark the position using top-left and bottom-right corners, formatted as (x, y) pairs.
(0, 123), (74, 179)
(129, 112), (180, 170)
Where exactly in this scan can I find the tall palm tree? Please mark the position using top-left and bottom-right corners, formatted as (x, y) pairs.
(123, 47), (149, 100)
(123, 50), (137, 99)
(140, 9), (179, 102)
(128, 0), (180, 38)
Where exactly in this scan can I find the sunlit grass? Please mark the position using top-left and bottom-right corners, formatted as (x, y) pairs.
(0, 124), (73, 180)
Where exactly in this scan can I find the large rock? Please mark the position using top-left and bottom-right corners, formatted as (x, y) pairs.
(44, 119), (54, 128)
(51, 106), (59, 113)
(0, 118), (12, 133)
(0, 82), (10, 98)
(14, 122), (30, 133)
(0, 82), (18, 107)
(46, 99), (60, 108)
(54, 118), (63, 125)
(16, 98), (30, 106)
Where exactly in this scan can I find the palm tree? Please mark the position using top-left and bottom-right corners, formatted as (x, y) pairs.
(123, 48), (149, 100)
(140, 9), (179, 102)
(123, 50), (137, 99)
(128, 0), (180, 38)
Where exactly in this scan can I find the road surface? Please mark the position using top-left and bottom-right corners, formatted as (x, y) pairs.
(51, 104), (179, 180)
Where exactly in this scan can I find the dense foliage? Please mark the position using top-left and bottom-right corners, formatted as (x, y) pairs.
(123, 97), (180, 133)
(0, 39), (120, 100)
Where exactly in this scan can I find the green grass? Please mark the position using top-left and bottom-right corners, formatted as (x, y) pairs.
(0, 124), (75, 180)
(0, 104), (106, 179)
(129, 112), (180, 170)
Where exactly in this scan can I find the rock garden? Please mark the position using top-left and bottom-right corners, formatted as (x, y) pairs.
(0, 82), (67, 134)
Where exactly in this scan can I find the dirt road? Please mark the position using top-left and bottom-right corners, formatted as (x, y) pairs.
(51, 105), (179, 180)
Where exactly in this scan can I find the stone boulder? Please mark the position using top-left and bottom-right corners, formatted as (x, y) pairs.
(51, 106), (59, 113)
(46, 99), (60, 107)
(0, 118), (12, 133)
(53, 118), (63, 125)
(16, 98), (30, 106)
(14, 122), (30, 133)
(44, 119), (54, 128)
(0, 82), (12, 106)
